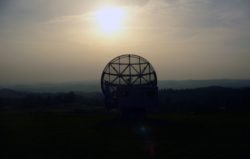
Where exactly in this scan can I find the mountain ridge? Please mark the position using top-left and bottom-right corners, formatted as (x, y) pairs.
(1, 79), (250, 93)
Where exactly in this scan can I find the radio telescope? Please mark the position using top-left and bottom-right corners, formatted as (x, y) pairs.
(101, 54), (158, 115)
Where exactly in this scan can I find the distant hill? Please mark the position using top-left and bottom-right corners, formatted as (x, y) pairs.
(158, 79), (250, 89)
(0, 81), (101, 93)
(1, 79), (250, 93)
(1, 86), (250, 113)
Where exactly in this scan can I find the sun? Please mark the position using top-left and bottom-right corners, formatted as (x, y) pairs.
(95, 6), (125, 34)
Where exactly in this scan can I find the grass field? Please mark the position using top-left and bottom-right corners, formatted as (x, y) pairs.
(1, 111), (250, 159)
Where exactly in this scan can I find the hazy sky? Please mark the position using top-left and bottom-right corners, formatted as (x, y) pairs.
(0, 0), (250, 84)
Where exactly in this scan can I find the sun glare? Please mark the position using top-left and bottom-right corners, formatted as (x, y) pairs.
(95, 6), (125, 34)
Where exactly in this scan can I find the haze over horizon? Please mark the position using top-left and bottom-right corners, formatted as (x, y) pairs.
(1, 0), (250, 85)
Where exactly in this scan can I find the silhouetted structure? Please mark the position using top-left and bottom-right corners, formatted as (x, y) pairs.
(101, 54), (158, 116)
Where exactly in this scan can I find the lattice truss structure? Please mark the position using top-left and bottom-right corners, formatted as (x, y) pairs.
(101, 54), (157, 94)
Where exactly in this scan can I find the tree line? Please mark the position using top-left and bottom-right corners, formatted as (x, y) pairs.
(0, 86), (250, 112)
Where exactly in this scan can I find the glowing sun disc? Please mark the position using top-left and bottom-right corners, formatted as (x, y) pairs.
(95, 6), (125, 34)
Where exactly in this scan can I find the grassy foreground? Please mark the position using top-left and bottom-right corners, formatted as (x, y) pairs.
(1, 111), (250, 159)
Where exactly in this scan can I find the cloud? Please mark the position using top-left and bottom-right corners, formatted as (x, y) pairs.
(154, 0), (249, 28)
(1, 0), (250, 83)
(0, 0), (152, 30)
(114, 0), (149, 6)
